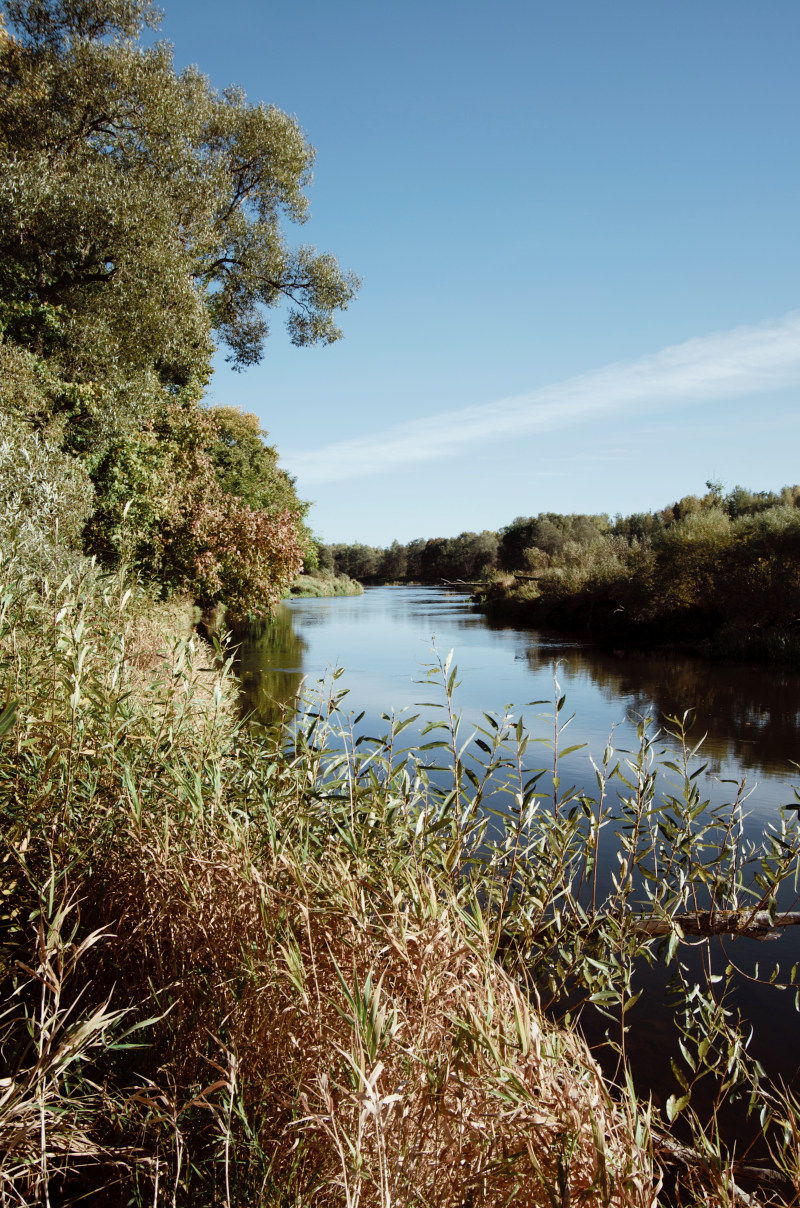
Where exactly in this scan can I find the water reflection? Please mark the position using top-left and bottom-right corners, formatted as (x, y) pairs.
(237, 588), (800, 789)
(233, 608), (307, 726)
(520, 636), (800, 778)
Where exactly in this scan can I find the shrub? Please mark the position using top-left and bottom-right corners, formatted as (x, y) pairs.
(0, 410), (93, 553)
(86, 399), (307, 620)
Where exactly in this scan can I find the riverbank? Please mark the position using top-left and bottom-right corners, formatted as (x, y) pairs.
(477, 575), (800, 664)
(290, 571), (363, 597)
(0, 550), (662, 1205)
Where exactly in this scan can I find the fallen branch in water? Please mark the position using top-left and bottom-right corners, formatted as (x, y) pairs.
(651, 1126), (792, 1208)
(631, 909), (800, 940)
(501, 910), (800, 953)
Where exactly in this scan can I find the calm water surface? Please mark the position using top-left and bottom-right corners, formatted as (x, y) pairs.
(237, 586), (800, 1124)
(239, 586), (800, 812)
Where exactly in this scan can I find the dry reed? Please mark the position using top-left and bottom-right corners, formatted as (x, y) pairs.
(0, 549), (658, 1204)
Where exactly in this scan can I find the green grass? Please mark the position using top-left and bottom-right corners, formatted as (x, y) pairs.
(290, 572), (364, 598)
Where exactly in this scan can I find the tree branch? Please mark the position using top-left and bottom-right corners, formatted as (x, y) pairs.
(632, 909), (800, 940)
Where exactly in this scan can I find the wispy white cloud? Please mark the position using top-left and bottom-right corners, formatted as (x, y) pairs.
(283, 313), (800, 484)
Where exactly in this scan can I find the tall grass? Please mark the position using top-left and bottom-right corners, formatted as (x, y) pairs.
(0, 543), (654, 1205)
(2, 538), (800, 1204)
(290, 572), (363, 597)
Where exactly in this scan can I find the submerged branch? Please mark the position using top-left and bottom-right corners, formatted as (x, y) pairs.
(632, 909), (800, 940)
(652, 1127), (788, 1208)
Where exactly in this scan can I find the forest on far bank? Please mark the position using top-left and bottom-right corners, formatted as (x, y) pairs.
(314, 481), (800, 657)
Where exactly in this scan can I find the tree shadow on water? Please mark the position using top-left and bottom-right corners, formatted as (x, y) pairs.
(232, 605), (307, 727)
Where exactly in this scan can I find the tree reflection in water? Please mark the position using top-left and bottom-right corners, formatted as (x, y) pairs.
(521, 637), (800, 778)
(233, 605), (307, 726)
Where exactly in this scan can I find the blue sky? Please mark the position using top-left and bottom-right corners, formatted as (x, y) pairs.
(158, 0), (800, 544)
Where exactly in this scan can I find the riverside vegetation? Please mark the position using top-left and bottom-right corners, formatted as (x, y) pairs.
(0, 0), (358, 625)
(7, 456), (800, 1204)
(0, 523), (658, 1206)
(4, 0), (800, 1203)
(321, 482), (800, 662)
(290, 572), (364, 599)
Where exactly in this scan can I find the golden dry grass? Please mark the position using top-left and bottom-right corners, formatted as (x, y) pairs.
(93, 819), (657, 1207)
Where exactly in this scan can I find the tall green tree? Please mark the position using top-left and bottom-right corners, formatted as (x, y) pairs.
(0, 0), (358, 615)
(0, 0), (358, 401)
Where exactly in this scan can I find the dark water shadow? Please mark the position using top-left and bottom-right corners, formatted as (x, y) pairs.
(233, 606), (307, 726)
(520, 634), (800, 780)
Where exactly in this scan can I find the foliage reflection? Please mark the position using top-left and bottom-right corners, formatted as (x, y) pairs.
(233, 606), (307, 726)
(520, 637), (800, 777)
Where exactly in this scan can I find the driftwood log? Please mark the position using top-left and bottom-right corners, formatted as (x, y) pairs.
(631, 909), (800, 940)
(652, 1126), (792, 1207)
(501, 910), (800, 948)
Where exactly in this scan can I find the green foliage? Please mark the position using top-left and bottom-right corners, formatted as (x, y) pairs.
(0, 409), (93, 553)
(323, 530), (500, 584)
(207, 405), (307, 519)
(326, 540), (384, 582)
(378, 538), (407, 581)
(483, 483), (800, 657)
(0, 0), (358, 393)
(289, 572), (363, 598)
(0, 0), (355, 617)
(499, 513), (609, 571)
(84, 399), (307, 619)
(4, 553), (800, 1202)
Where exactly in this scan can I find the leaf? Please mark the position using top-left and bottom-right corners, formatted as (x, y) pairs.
(464, 766), (481, 791)
(443, 838), (461, 874)
(392, 713), (420, 735)
(666, 926), (683, 964)
(622, 989), (643, 1013)
(420, 720), (450, 736)
(0, 700), (18, 739)
(665, 1092), (691, 1122)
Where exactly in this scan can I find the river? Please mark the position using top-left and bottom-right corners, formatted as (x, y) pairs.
(238, 585), (800, 804)
(236, 585), (800, 1132)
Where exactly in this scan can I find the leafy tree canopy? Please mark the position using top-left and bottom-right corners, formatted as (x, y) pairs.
(207, 406), (304, 517)
(0, 0), (357, 616)
(0, 0), (358, 411)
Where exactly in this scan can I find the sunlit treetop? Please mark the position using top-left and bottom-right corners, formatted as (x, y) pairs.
(0, 0), (359, 399)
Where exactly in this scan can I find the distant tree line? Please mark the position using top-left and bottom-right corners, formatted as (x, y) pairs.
(311, 517), (628, 584)
(312, 482), (800, 658)
(310, 530), (502, 584)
